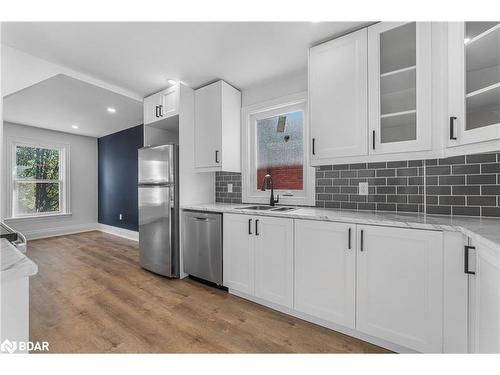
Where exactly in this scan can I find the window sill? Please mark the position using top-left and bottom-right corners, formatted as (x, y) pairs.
(5, 213), (73, 223)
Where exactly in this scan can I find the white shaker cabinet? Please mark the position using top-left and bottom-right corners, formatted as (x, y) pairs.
(194, 80), (241, 172)
(223, 213), (294, 309)
(467, 238), (500, 353)
(356, 225), (443, 352)
(254, 216), (294, 308)
(448, 22), (500, 147)
(143, 85), (180, 125)
(368, 22), (432, 154)
(223, 213), (255, 295)
(309, 28), (368, 164)
(294, 220), (356, 328)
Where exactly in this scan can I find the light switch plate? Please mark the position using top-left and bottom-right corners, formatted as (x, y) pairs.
(227, 183), (233, 193)
(359, 182), (369, 196)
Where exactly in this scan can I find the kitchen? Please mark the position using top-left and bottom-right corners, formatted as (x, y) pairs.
(0, 11), (500, 371)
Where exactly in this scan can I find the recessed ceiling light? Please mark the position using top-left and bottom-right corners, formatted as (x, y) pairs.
(107, 107), (116, 113)
(167, 79), (177, 85)
(71, 125), (79, 129)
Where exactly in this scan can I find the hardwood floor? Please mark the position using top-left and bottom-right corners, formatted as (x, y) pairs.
(28, 231), (389, 353)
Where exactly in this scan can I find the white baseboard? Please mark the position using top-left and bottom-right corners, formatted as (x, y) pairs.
(22, 223), (97, 240)
(96, 223), (139, 241)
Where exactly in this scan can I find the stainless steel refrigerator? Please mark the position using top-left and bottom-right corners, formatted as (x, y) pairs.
(138, 144), (179, 278)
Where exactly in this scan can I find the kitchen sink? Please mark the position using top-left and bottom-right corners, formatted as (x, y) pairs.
(238, 205), (276, 210)
(237, 205), (297, 212)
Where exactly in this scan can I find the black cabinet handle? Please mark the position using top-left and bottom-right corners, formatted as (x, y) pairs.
(255, 219), (259, 236)
(348, 227), (352, 250)
(464, 245), (476, 275)
(372, 130), (376, 150)
(215, 150), (220, 164)
(155, 105), (159, 118)
(248, 219), (252, 235)
(159, 104), (163, 117)
(312, 138), (316, 155)
(360, 229), (364, 252)
(450, 116), (457, 140)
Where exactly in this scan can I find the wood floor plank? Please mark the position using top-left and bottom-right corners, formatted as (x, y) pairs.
(27, 231), (390, 353)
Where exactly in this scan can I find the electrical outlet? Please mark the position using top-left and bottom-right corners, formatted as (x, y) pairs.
(227, 183), (233, 193)
(359, 182), (369, 196)
(119, 214), (123, 220)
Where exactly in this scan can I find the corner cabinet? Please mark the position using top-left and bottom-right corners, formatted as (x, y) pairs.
(143, 85), (180, 125)
(223, 213), (294, 308)
(448, 22), (500, 147)
(467, 237), (500, 353)
(194, 80), (241, 172)
(309, 28), (368, 164)
(368, 22), (432, 154)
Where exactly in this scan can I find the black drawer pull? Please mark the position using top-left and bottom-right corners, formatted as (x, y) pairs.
(248, 219), (252, 235)
(464, 245), (476, 275)
(348, 227), (352, 250)
(450, 116), (457, 140)
(255, 219), (259, 236)
(360, 229), (364, 252)
(312, 138), (316, 155)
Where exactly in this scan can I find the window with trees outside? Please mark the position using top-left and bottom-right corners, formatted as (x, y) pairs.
(11, 142), (67, 217)
(242, 93), (315, 206)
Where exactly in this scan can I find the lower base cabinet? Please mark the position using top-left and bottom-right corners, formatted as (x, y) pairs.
(468, 238), (500, 353)
(223, 213), (294, 309)
(356, 225), (444, 353)
(295, 220), (356, 328)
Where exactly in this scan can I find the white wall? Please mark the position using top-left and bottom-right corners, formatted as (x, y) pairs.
(2, 122), (98, 239)
(241, 70), (307, 107)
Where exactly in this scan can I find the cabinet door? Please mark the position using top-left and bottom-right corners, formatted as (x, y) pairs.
(309, 28), (368, 163)
(295, 220), (356, 328)
(356, 225), (443, 352)
(368, 22), (432, 154)
(448, 22), (500, 146)
(195, 82), (222, 169)
(143, 93), (162, 125)
(254, 216), (294, 308)
(223, 214), (254, 294)
(468, 239), (500, 353)
(160, 85), (179, 118)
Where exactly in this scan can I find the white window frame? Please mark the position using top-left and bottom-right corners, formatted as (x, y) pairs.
(241, 92), (315, 206)
(7, 136), (70, 219)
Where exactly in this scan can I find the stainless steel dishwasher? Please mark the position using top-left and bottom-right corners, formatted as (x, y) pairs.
(182, 210), (222, 285)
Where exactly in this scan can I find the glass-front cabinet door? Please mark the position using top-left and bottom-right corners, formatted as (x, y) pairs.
(449, 22), (500, 146)
(368, 22), (432, 154)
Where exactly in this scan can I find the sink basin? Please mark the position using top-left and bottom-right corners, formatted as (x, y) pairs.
(237, 205), (297, 212)
(238, 205), (276, 210)
(270, 207), (297, 212)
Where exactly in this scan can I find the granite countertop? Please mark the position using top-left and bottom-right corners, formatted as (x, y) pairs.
(182, 203), (500, 250)
(1, 239), (38, 282)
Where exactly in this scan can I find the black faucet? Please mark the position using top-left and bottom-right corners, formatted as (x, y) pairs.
(261, 173), (279, 206)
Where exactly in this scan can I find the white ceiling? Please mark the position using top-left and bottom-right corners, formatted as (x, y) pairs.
(1, 22), (370, 97)
(3, 74), (143, 137)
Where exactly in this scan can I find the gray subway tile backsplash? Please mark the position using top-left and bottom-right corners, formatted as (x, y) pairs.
(215, 151), (500, 217)
(316, 151), (500, 217)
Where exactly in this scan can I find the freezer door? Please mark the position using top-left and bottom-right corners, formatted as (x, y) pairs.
(183, 211), (222, 285)
(138, 145), (175, 184)
(139, 185), (176, 277)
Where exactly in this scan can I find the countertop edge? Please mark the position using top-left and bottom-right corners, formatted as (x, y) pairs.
(181, 204), (500, 251)
(1, 239), (38, 282)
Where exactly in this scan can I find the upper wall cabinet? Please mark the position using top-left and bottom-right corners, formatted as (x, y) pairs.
(194, 80), (241, 172)
(448, 22), (500, 147)
(309, 28), (368, 165)
(368, 22), (432, 154)
(144, 85), (180, 125)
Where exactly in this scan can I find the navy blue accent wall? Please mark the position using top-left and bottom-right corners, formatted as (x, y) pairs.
(98, 124), (144, 231)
